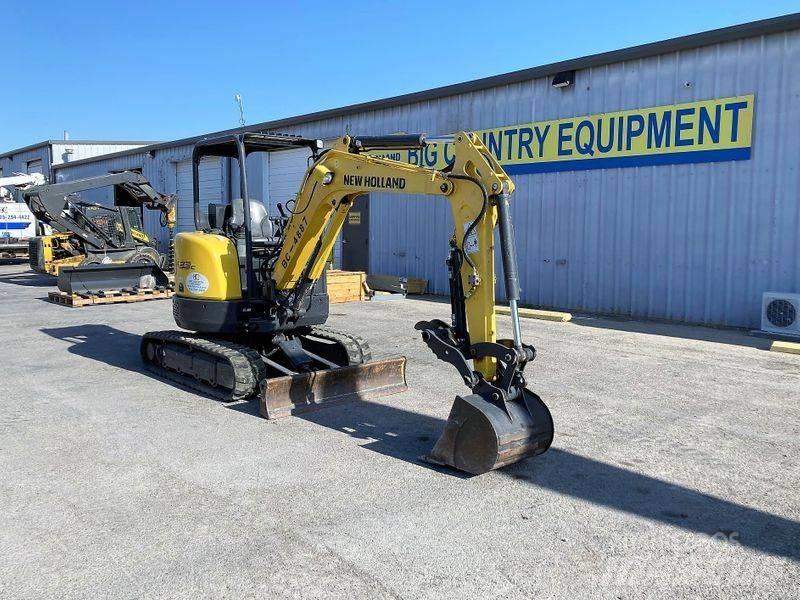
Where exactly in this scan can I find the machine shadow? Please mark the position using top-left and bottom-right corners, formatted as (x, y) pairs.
(0, 270), (54, 287)
(293, 398), (800, 560)
(298, 399), (467, 475)
(39, 323), (219, 401)
(39, 323), (798, 561)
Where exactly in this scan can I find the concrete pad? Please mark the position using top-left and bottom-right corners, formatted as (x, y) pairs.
(0, 262), (797, 599)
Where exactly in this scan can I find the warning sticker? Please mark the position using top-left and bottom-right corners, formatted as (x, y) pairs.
(463, 223), (479, 255)
(348, 211), (361, 225)
(186, 271), (210, 295)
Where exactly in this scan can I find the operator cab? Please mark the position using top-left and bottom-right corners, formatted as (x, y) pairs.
(193, 132), (323, 267)
(173, 132), (328, 333)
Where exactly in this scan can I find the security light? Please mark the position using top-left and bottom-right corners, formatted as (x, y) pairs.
(552, 70), (575, 88)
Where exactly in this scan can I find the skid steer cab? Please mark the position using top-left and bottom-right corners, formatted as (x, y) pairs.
(142, 131), (553, 476)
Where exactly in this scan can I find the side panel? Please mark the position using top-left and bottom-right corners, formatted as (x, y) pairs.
(174, 231), (242, 301)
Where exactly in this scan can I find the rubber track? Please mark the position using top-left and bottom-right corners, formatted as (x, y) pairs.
(308, 326), (373, 365)
(141, 330), (266, 401)
(142, 327), (372, 402)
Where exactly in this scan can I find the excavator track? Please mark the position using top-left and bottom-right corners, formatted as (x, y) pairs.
(141, 330), (266, 402)
(141, 327), (372, 403)
(304, 326), (373, 365)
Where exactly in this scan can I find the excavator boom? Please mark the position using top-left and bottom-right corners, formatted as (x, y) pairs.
(259, 132), (553, 474)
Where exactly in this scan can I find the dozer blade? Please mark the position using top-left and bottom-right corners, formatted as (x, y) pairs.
(260, 357), (407, 419)
(57, 263), (170, 295)
(425, 388), (553, 475)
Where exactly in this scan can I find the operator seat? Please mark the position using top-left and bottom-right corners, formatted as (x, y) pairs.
(206, 199), (275, 261)
(207, 199), (274, 240)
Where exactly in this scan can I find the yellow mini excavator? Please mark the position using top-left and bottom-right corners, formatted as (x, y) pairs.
(141, 131), (553, 475)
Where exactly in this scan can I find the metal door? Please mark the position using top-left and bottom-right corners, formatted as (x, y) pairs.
(341, 195), (369, 272)
(26, 159), (43, 175)
(175, 158), (224, 232)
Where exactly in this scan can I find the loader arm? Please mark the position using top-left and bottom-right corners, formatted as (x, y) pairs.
(22, 171), (176, 251)
(271, 132), (513, 380)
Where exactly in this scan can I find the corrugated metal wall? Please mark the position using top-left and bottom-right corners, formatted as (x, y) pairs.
(0, 144), (148, 175)
(0, 147), (51, 201)
(54, 27), (800, 327)
(50, 143), (149, 166)
(276, 29), (800, 328)
(53, 146), (194, 253)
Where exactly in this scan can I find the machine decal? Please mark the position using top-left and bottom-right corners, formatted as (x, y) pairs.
(463, 222), (479, 255)
(280, 215), (308, 270)
(186, 271), (209, 295)
(342, 174), (406, 189)
(131, 229), (150, 243)
(0, 203), (36, 240)
(370, 94), (755, 174)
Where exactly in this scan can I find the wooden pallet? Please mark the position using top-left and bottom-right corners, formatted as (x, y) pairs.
(47, 287), (174, 307)
(327, 270), (368, 303)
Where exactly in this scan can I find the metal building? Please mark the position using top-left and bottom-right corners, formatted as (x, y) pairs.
(0, 139), (154, 191)
(51, 14), (800, 328)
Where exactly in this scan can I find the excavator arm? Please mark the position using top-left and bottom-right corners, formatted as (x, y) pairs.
(272, 132), (507, 373)
(267, 132), (553, 473)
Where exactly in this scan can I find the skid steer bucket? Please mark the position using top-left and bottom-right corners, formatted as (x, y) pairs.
(425, 389), (553, 475)
(260, 357), (408, 419)
(57, 263), (170, 295)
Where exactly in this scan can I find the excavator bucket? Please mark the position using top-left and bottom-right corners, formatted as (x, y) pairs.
(425, 388), (553, 475)
(260, 357), (408, 419)
(57, 263), (170, 295)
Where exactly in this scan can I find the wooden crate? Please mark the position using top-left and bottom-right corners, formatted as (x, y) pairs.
(405, 277), (428, 295)
(327, 270), (367, 303)
(47, 287), (174, 308)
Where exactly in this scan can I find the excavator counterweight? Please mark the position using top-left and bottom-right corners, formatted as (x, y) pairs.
(141, 131), (553, 475)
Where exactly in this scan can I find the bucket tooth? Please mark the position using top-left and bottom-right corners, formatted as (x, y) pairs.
(260, 357), (407, 419)
(425, 389), (553, 475)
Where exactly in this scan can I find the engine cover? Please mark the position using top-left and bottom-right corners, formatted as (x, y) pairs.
(174, 231), (242, 300)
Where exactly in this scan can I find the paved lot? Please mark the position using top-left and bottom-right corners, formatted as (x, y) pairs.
(0, 261), (797, 599)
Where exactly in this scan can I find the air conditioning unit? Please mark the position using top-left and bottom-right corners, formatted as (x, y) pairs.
(761, 292), (800, 337)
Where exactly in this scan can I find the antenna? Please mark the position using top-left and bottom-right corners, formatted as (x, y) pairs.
(234, 94), (245, 127)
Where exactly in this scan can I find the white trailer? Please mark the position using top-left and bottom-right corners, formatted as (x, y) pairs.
(0, 173), (46, 257)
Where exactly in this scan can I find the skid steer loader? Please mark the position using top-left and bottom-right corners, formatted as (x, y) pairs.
(141, 132), (553, 475)
(23, 171), (176, 291)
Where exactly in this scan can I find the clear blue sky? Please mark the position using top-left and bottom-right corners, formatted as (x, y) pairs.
(1, 1), (797, 150)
